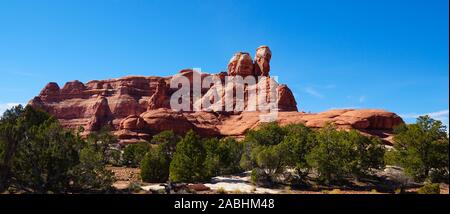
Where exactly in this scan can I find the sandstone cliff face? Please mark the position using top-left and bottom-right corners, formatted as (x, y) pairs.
(29, 46), (404, 144)
(216, 109), (403, 144)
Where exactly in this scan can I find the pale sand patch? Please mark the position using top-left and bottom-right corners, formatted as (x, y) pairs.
(141, 184), (165, 192)
(204, 172), (283, 194)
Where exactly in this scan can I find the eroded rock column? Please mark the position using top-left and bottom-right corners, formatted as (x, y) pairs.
(254, 45), (272, 77)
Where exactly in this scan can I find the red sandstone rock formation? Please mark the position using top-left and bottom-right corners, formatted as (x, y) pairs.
(29, 46), (404, 144)
(227, 52), (254, 76)
(254, 45), (272, 76)
(277, 84), (297, 111)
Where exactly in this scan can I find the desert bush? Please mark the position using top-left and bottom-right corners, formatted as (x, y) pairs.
(122, 142), (150, 167)
(0, 105), (114, 193)
(140, 131), (181, 182)
(140, 147), (170, 182)
(329, 189), (342, 194)
(243, 123), (315, 184)
(219, 138), (244, 174)
(12, 119), (80, 193)
(388, 116), (449, 182)
(0, 105), (25, 191)
(241, 123), (291, 184)
(281, 124), (316, 181)
(250, 168), (267, 185)
(239, 154), (252, 171)
(306, 125), (385, 184)
(347, 130), (386, 176)
(70, 146), (114, 192)
(151, 130), (180, 160)
(232, 189), (242, 194)
(244, 122), (286, 146)
(0, 106), (83, 193)
(216, 187), (227, 194)
(106, 148), (122, 166)
(86, 126), (119, 164)
(127, 182), (142, 193)
(417, 183), (440, 194)
(251, 144), (288, 183)
(169, 130), (208, 182)
(203, 138), (221, 177)
(204, 137), (243, 177)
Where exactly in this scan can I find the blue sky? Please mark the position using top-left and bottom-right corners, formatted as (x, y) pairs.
(0, 0), (448, 127)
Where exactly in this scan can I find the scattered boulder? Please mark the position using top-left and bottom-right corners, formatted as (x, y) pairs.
(140, 108), (195, 135)
(119, 115), (147, 131)
(187, 184), (211, 192)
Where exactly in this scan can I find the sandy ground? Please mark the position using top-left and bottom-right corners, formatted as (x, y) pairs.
(108, 166), (140, 190)
(109, 166), (449, 194)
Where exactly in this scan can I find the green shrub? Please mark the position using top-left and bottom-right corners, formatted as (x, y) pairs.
(204, 137), (243, 177)
(241, 123), (291, 184)
(12, 120), (80, 193)
(389, 116), (449, 182)
(242, 123), (317, 184)
(86, 126), (118, 164)
(151, 130), (180, 160)
(244, 122), (286, 146)
(250, 168), (264, 184)
(281, 124), (316, 181)
(71, 146), (114, 192)
(122, 142), (150, 167)
(141, 131), (181, 183)
(127, 182), (142, 193)
(169, 130), (208, 182)
(306, 125), (385, 184)
(203, 138), (221, 177)
(0, 105), (114, 193)
(348, 130), (386, 176)
(140, 147), (170, 183)
(106, 149), (122, 166)
(239, 153), (252, 171)
(1, 105), (47, 191)
(251, 144), (288, 183)
(418, 183), (440, 194)
(219, 138), (244, 174)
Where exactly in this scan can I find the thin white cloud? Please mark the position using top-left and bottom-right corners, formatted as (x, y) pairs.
(427, 110), (449, 119)
(400, 110), (449, 132)
(304, 87), (324, 99)
(400, 109), (449, 120)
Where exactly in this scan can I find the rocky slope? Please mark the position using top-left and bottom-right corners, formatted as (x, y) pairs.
(29, 46), (404, 144)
